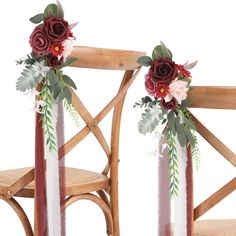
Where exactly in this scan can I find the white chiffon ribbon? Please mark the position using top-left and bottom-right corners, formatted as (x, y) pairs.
(46, 100), (62, 236)
(158, 137), (188, 236)
(173, 139), (187, 236)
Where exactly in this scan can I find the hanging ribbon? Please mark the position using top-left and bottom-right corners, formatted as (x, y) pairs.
(158, 139), (189, 236)
(35, 111), (47, 236)
(46, 100), (63, 236)
(158, 148), (171, 236)
(173, 141), (187, 236)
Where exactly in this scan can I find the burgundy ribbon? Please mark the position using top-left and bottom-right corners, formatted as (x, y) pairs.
(35, 111), (46, 236)
(186, 147), (194, 236)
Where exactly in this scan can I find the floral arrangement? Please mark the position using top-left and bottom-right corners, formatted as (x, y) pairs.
(16, 1), (80, 152)
(134, 42), (200, 196)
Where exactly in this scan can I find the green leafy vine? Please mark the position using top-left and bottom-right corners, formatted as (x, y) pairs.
(40, 83), (57, 153)
(166, 128), (179, 197)
(63, 99), (80, 127)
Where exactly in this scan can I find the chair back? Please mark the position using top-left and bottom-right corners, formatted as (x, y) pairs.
(186, 86), (236, 228)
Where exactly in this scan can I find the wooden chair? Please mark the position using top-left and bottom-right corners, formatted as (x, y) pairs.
(187, 86), (236, 235)
(0, 46), (145, 236)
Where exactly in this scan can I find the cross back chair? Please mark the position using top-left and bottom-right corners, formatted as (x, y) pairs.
(0, 46), (145, 236)
(187, 86), (236, 236)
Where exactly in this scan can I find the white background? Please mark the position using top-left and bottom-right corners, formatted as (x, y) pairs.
(0, 0), (236, 235)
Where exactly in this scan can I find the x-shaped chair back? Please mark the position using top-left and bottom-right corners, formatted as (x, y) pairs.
(186, 86), (236, 235)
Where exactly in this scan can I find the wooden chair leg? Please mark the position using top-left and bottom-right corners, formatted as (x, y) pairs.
(1, 197), (33, 236)
(64, 194), (113, 235)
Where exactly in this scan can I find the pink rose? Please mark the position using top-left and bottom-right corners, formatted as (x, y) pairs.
(144, 73), (156, 96)
(44, 17), (69, 42)
(169, 80), (189, 104)
(29, 26), (51, 56)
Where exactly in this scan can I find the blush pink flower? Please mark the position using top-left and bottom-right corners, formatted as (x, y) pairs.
(169, 80), (189, 104)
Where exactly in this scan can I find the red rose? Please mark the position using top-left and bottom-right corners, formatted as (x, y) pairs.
(44, 17), (69, 42)
(47, 55), (64, 68)
(29, 26), (51, 56)
(149, 58), (178, 85)
(160, 98), (177, 110)
(144, 73), (156, 96)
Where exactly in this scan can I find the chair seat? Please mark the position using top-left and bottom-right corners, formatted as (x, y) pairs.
(0, 167), (110, 198)
(194, 219), (236, 236)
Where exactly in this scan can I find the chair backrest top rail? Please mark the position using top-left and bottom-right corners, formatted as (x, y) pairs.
(188, 86), (236, 109)
(69, 46), (146, 70)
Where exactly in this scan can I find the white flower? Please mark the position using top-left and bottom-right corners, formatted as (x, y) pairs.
(32, 61), (50, 78)
(61, 39), (75, 60)
(33, 100), (46, 113)
(168, 80), (189, 104)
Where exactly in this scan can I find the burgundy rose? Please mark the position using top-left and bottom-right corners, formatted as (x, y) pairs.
(29, 26), (51, 56)
(44, 17), (69, 42)
(149, 58), (178, 85)
(144, 73), (156, 96)
(160, 98), (177, 110)
(47, 55), (64, 68)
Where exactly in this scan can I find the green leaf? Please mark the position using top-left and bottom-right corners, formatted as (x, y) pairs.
(177, 131), (187, 147)
(56, 0), (64, 18)
(62, 58), (78, 67)
(185, 130), (195, 147)
(63, 75), (77, 90)
(44, 3), (58, 17)
(137, 56), (152, 67)
(152, 44), (172, 60)
(16, 66), (42, 92)
(167, 111), (176, 134)
(29, 13), (45, 24)
(152, 45), (163, 60)
(53, 80), (63, 99)
(138, 108), (159, 135)
(64, 99), (80, 127)
(184, 60), (198, 70)
(47, 69), (59, 92)
(160, 41), (172, 59)
(183, 116), (196, 131)
(181, 99), (192, 108)
(63, 86), (72, 104)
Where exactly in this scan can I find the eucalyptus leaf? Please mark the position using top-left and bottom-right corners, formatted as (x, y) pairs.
(44, 3), (58, 17)
(63, 75), (77, 90)
(160, 41), (172, 59)
(62, 58), (78, 67)
(152, 45), (163, 60)
(53, 80), (63, 99)
(16, 66), (42, 92)
(181, 99), (192, 108)
(177, 132), (187, 147)
(137, 56), (152, 67)
(185, 130), (195, 147)
(63, 86), (72, 104)
(56, 0), (64, 18)
(29, 13), (45, 24)
(167, 111), (176, 134)
(138, 108), (159, 135)
(183, 116), (196, 130)
(47, 69), (59, 92)
(184, 60), (198, 70)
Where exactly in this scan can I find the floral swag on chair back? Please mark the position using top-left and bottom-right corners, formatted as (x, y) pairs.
(16, 1), (79, 235)
(135, 42), (200, 236)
